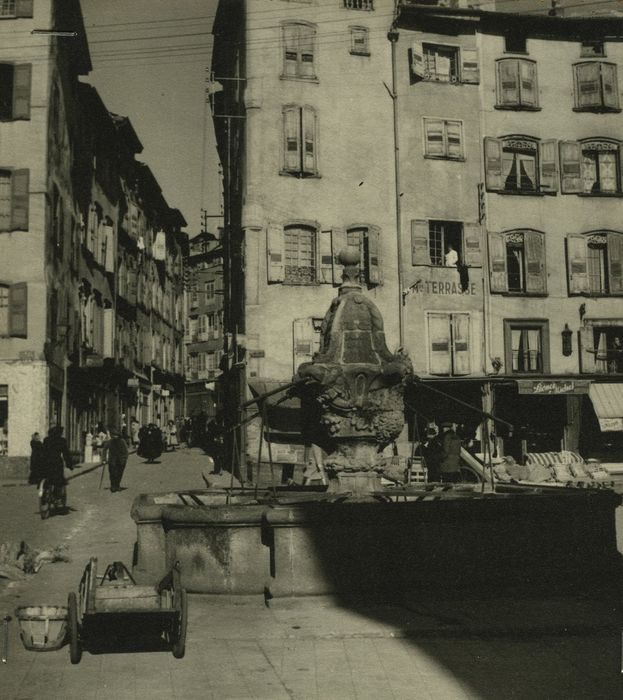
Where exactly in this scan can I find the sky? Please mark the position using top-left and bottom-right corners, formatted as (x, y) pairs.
(80, 0), (222, 235)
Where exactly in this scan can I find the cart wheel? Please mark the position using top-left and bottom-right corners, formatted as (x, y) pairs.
(172, 589), (188, 659)
(68, 592), (82, 664)
(39, 481), (51, 520)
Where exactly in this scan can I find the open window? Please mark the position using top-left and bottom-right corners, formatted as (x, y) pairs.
(411, 219), (481, 267)
(566, 231), (623, 296)
(489, 230), (546, 295)
(411, 42), (479, 85)
(485, 137), (557, 194)
(560, 139), (621, 195)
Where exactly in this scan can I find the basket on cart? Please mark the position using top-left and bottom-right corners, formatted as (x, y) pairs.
(15, 605), (68, 651)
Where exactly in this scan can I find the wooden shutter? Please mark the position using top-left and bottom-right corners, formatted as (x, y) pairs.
(460, 48), (479, 84)
(299, 24), (315, 78)
(519, 60), (537, 107)
(283, 107), (300, 172)
(539, 139), (558, 193)
(331, 227), (347, 284)
(411, 41), (425, 80)
(317, 229), (333, 284)
(302, 106), (316, 174)
(607, 231), (623, 294)
(566, 234), (588, 294)
(484, 138), (503, 191)
(366, 226), (382, 286)
(103, 225), (115, 272)
(463, 222), (482, 267)
(266, 223), (284, 282)
(103, 308), (114, 358)
(452, 314), (471, 376)
(428, 313), (451, 375)
(8, 282), (27, 337)
(411, 219), (430, 265)
(579, 325), (596, 373)
(128, 270), (137, 305)
(12, 64), (31, 119)
(488, 232), (508, 293)
(575, 62), (601, 108)
(524, 230), (546, 295)
(15, 0), (34, 18)
(283, 24), (298, 77)
(601, 62), (619, 110)
(293, 318), (315, 370)
(446, 120), (462, 159)
(497, 59), (519, 106)
(423, 118), (445, 157)
(10, 169), (29, 230)
(559, 141), (582, 193)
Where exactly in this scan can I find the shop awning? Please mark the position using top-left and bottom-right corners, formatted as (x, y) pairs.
(588, 383), (623, 431)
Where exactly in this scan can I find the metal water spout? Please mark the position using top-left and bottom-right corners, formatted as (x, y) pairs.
(296, 249), (413, 496)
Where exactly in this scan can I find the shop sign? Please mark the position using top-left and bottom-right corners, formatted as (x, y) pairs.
(127, 378), (139, 388)
(249, 350), (265, 358)
(406, 281), (478, 297)
(598, 417), (623, 432)
(152, 384), (162, 393)
(161, 389), (170, 397)
(517, 380), (590, 395)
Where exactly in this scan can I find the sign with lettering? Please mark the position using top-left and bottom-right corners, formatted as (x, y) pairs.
(517, 380), (590, 395)
(406, 281), (478, 297)
(598, 417), (623, 432)
(249, 350), (265, 358)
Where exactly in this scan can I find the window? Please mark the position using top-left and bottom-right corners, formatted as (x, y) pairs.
(412, 42), (479, 85)
(411, 219), (482, 267)
(488, 230), (546, 295)
(284, 224), (316, 284)
(567, 231), (623, 296)
(0, 282), (26, 337)
(423, 118), (463, 160)
(0, 63), (31, 120)
(581, 323), (623, 374)
(559, 139), (621, 195)
(343, 0), (374, 9)
(344, 225), (382, 285)
(0, 1), (15, 17)
(205, 280), (215, 300)
(496, 59), (538, 109)
(0, 168), (29, 231)
(293, 317), (323, 370)
(282, 22), (316, 80)
(484, 137), (557, 194)
(350, 26), (369, 56)
(573, 62), (619, 111)
(504, 320), (549, 375)
(427, 313), (471, 376)
(0, 385), (7, 456)
(0, 1), (32, 18)
(282, 105), (317, 177)
(504, 33), (527, 54)
(0, 284), (7, 335)
(581, 40), (605, 58)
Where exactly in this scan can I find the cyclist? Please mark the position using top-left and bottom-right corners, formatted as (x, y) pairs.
(42, 425), (74, 487)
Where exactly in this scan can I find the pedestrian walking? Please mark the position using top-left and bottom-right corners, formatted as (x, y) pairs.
(28, 432), (45, 484)
(103, 429), (129, 492)
(130, 417), (140, 449)
(166, 419), (179, 451)
(438, 422), (462, 483)
(138, 423), (163, 463)
(42, 426), (73, 485)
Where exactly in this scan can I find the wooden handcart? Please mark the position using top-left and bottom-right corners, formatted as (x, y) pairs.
(67, 558), (188, 664)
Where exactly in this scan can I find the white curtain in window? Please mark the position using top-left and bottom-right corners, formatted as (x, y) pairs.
(511, 329), (521, 371)
(596, 331), (608, 372)
(526, 329), (540, 371)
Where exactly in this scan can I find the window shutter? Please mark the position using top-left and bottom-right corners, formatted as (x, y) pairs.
(293, 317), (315, 370)
(524, 230), (546, 295)
(423, 118), (445, 157)
(15, 0), (34, 18)
(103, 225), (115, 272)
(463, 222), (482, 267)
(579, 325), (596, 373)
(10, 169), (29, 231)
(283, 107), (300, 172)
(601, 62), (619, 109)
(519, 60), (537, 107)
(566, 234), (588, 294)
(460, 48), (479, 84)
(299, 25), (315, 78)
(428, 313), (452, 375)
(8, 282), (27, 338)
(484, 138), (503, 191)
(575, 62), (601, 108)
(302, 106), (316, 173)
(411, 219), (430, 265)
(452, 313), (471, 376)
(266, 223), (285, 282)
(12, 64), (31, 119)
(497, 59), (519, 106)
(128, 270), (137, 305)
(283, 24), (299, 77)
(446, 120), (462, 159)
(365, 226), (382, 286)
(488, 232), (508, 293)
(559, 141), (582, 193)
(539, 139), (558, 193)
(607, 231), (623, 294)
(318, 229), (333, 284)
(331, 227), (347, 284)
(411, 41), (425, 80)
(103, 308), (114, 358)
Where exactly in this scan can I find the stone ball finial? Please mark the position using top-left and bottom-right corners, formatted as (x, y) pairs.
(338, 248), (360, 266)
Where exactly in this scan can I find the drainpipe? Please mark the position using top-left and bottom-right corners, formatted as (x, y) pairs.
(388, 28), (405, 348)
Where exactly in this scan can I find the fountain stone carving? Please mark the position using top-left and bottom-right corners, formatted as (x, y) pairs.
(296, 249), (413, 495)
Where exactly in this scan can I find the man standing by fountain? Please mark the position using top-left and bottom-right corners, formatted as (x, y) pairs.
(438, 422), (462, 483)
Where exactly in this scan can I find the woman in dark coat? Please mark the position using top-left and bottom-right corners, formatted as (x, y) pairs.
(28, 432), (46, 484)
(138, 423), (163, 463)
(42, 426), (73, 484)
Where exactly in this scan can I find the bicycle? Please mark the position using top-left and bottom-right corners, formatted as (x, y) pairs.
(38, 478), (67, 519)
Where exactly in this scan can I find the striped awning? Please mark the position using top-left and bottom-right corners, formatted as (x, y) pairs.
(588, 383), (623, 431)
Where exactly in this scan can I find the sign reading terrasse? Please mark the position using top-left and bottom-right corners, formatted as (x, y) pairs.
(517, 380), (591, 395)
(406, 281), (478, 297)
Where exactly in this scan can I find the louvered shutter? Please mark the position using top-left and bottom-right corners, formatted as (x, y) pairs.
(575, 63), (601, 108)
(463, 222), (482, 267)
(8, 282), (27, 337)
(331, 227), (347, 284)
(497, 59), (519, 106)
(524, 230), (546, 295)
(411, 219), (430, 266)
(318, 229), (333, 284)
(366, 226), (382, 286)
(10, 169), (29, 230)
(411, 41), (425, 80)
(283, 107), (300, 172)
(15, 0), (33, 18)
(539, 140), (558, 193)
(579, 325), (596, 373)
(461, 48), (479, 84)
(266, 224), (285, 282)
(601, 63), (619, 109)
(484, 138), (503, 191)
(519, 60), (537, 107)
(607, 231), (623, 294)
(559, 141), (582, 193)
(103, 308), (114, 358)
(103, 225), (115, 272)
(293, 318), (315, 371)
(302, 106), (316, 174)
(446, 120), (462, 159)
(566, 234), (588, 294)
(299, 25), (315, 78)
(128, 269), (137, 305)
(488, 232), (508, 293)
(12, 64), (31, 119)
(424, 118), (445, 157)
(283, 24), (298, 77)
(428, 313), (452, 376)
(452, 314), (471, 376)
